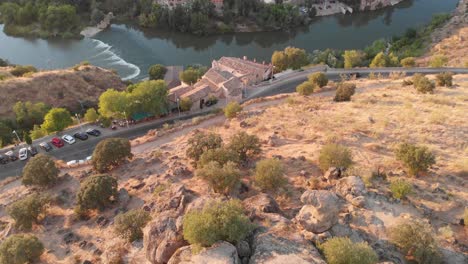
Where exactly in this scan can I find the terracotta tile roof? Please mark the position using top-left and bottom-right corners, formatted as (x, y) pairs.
(217, 57), (271, 75)
(222, 77), (242, 96)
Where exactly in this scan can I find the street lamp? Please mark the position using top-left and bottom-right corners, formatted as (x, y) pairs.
(123, 111), (129, 128)
(12, 130), (21, 145)
(75, 113), (84, 132)
(176, 98), (181, 117)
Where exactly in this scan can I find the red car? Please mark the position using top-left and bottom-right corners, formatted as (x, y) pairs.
(51, 137), (65, 148)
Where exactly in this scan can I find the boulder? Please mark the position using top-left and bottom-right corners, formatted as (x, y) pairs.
(168, 242), (240, 264)
(155, 184), (193, 214)
(323, 167), (342, 182)
(143, 211), (186, 264)
(243, 193), (281, 215)
(335, 176), (366, 198)
(118, 188), (130, 207)
(249, 230), (325, 264)
(296, 190), (341, 233)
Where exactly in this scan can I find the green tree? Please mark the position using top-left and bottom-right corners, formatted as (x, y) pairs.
(92, 138), (132, 173)
(228, 131), (261, 162)
(272, 50), (289, 72)
(183, 200), (253, 247)
(23, 132), (32, 145)
(272, 46), (308, 72)
(186, 132), (223, 162)
(334, 83), (356, 102)
(401, 57), (416, 67)
(190, 12), (210, 36)
(296, 81), (315, 96)
(395, 143), (435, 177)
(179, 97), (193, 112)
(429, 55), (448, 68)
(254, 159), (287, 192)
(318, 144), (353, 172)
(30, 125), (46, 140)
(84, 108), (99, 123)
(13, 101), (49, 130)
(198, 147), (239, 168)
(321, 237), (378, 264)
(41, 108), (73, 133)
(114, 209), (151, 242)
(75, 174), (118, 214)
(308, 72), (328, 88)
(224, 101), (243, 119)
(180, 68), (202, 84)
(0, 234), (44, 264)
(130, 80), (169, 116)
(148, 64), (167, 80)
(7, 193), (49, 230)
(42, 5), (80, 34)
(22, 154), (58, 187)
(369, 52), (388, 68)
(98, 89), (129, 119)
(343, 50), (365, 69)
(196, 161), (241, 195)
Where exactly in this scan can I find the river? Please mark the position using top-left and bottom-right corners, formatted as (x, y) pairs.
(0, 0), (459, 81)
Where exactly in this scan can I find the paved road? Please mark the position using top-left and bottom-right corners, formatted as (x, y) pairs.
(1, 66), (467, 179)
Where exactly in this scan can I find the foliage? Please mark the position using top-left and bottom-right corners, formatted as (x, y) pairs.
(429, 55), (448, 68)
(179, 66), (207, 84)
(308, 72), (328, 88)
(22, 154), (58, 187)
(114, 209), (151, 242)
(296, 81), (316, 96)
(395, 143), (435, 177)
(334, 83), (356, 102)
(228, 131), (261, 162)
(318, 144), (353, 172)
(0, 234), (44, 264)
(435, 72), (453, 87)
(198, 147), (239, 168)
(343, 50), (366, 69)
(183, 200), (253, 247)
(75, 174), (118, 213)
(92, 138), (132, 173)
(0, 58), (8, 67)
(224, 101), (243, 119)
(186, 132), (223, 162)
(13, 101), (49, 131)
(179, 97), (193, 112)
(9, 65), (37, 77)
(388, 220), (441, 264)
(196, 161), (241, 195)
(30, 124), (46, 140)
(401, 57), (416, 67)
(84, 108), (99, 123)
(412, 74), (435, 94)
(98, 89), (129, 118)
(369, 52), (399, 68)
(7, 193), (49, 230)
(254, 159), (286, 192)
(390, 179), (412, 199)
(321, 237), (378, 264)
(42, 107), (73, 133)
(23, 132), (32, 145)
(272, 46), (309, 72)
(148, 64), (167, 80)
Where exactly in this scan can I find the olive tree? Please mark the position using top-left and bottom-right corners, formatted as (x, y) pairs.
(186, 132), (223, 162)
(7, 193), (49, 230)
(75, 174), (118, 214)
(114, 209), (151, 242)
(92, 138), (132, 173)
(148, 64), (167, 80)
(198, 147), (239, 168)
(196, 161), (241, 195)
(228, 131), (261, 162)
(41, 107), (73, 133)
(0, 234), (44, 264)
(254, 159), (287, 192)
(22, 154), (58, 187)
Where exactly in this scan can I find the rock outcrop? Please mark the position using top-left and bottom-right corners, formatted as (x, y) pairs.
(168, 242), (241, 264)
(295, 190), (341, 233)
(243, 193), (281, 215)
(335, 176), (367, 207)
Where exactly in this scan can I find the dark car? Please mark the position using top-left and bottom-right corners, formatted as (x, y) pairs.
(0, 155), (8, 164)
(74, 132), (88, 141)
(51, 137), (64, 148)
(28, 146), (38, 156)
(86, 128), (101, 137)
(5, 151), (17, 161)
(40, 142), (52, 152)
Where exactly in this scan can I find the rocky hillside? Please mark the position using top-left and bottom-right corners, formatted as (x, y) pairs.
(0, 73), (466, 263)
(0, 65), (126, 117)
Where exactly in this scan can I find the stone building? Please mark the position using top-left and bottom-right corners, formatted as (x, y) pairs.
(212, 56), (273, 85)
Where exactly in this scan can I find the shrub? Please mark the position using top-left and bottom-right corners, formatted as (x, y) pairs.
(206, 95), (218, 106)
(395, 143), (435, 177)
(7, 193), (49, 230)
(228, 131), (261, 162)
(296, 81), (316, 96)
(84, 108), (99, 123)
(390, 179), (412, 199)
(179, 97), (193, 112)
(0, 234), (44, 264)
(75, 174), (118, 214)
(92, 138), (132, 173)
(198, 147), (239, 168)
(388, 220), (441, 264)
(10, 65), (37, 77)
(401, 57), (416, 67)
(429, 55), (448, 68)
(413, 75), (435, 94)
(435, 72), (453, 87)
(402, 79), (413, 86)
(114, 209), (151, 242)
(22, 154), (59, 187)
(196, 161), (241, 195)
(186, 132), (223, 162)
(321, 237), (378, 264)
(148, 64), (167, 80)
(224, 101), (243, 119)
(254, 159), (287, 192)
(319, 144), (353, 172)
(334, 83), (356, 102)
(183, 200), (253, 247)
(308, 72), (328, 87)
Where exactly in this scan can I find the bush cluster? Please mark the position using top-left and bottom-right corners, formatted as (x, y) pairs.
(22, 154), (59, 187)
(114, 209), (151, 242)
(390, 179), (412, 199)
(308, 72), (328, 87)
(198, 147), (239, 168)
(228, 131), (261, 163)
(92, 138), (132, 173)
(388, 220), (441, 264)
(254, 158), (287, 191)
(186, 132), (223, 162)
(296, 81), (316, 96)
(196, 161), (241, 195)
(183, 200), (253, 247)
(179, 97), (193, 112)
(435, 72), (453, 87)
(10, 65), (37, 77)
(0, 234), (44, 264)
(75, 174), (118, 215)
(395, 143), (435, 177)
(334, 83), (356, 102)
(400, 57), (416, 67)
(321, 237), (378, 264)
(7, 193), (49, 230)
(224, 101), (243, 119)
(412, 74), (435, 94)
(318, 144), (353, 172)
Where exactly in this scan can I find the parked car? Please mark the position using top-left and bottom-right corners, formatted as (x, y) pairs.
(27, 146), (38, 156)
(0, 155), (8, 164)
(74, 132), (88, 141)
(5, 151), (17, 161)
(51, 137), (64, 148)
(40, 142), (52, 152)
(62, 134), (76, 145)
(19, 148), (28, 161)
(86, 128), (101, 137)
